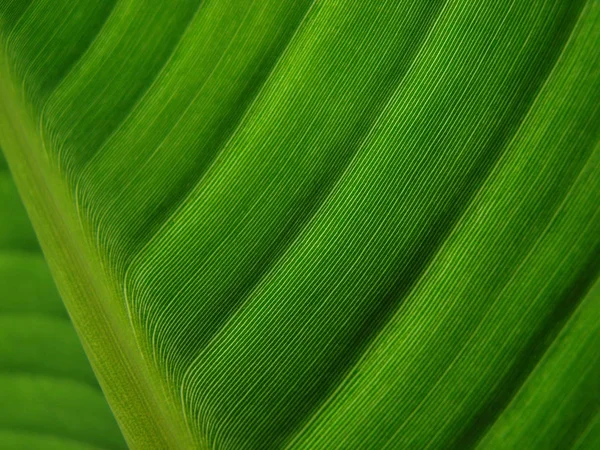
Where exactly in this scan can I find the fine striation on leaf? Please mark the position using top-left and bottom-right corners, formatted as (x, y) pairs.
(0, 0), (598, 448)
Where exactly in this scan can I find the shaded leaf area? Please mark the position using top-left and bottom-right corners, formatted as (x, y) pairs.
(0, 0), (599, 448)
(0, 151), (126, 449)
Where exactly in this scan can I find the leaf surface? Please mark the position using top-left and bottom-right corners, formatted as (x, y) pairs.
(0, 0), (598, 448)
(0, 152), (126, 449)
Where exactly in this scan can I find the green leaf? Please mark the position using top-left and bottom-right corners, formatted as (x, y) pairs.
(0, 151), (126, 449)
(0, 0), (598, 449)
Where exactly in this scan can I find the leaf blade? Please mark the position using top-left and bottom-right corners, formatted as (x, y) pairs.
(1, 0), (598, 448)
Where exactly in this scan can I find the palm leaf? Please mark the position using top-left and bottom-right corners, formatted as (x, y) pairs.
(0, 0), (598, 448)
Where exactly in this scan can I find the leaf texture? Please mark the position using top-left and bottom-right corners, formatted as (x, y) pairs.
(0, 0), (598, 448)
(0, 151), (126, 449)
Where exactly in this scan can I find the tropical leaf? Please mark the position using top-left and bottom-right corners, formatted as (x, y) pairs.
(0, 0), (598, 449)
(0, 151), (126, 449)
